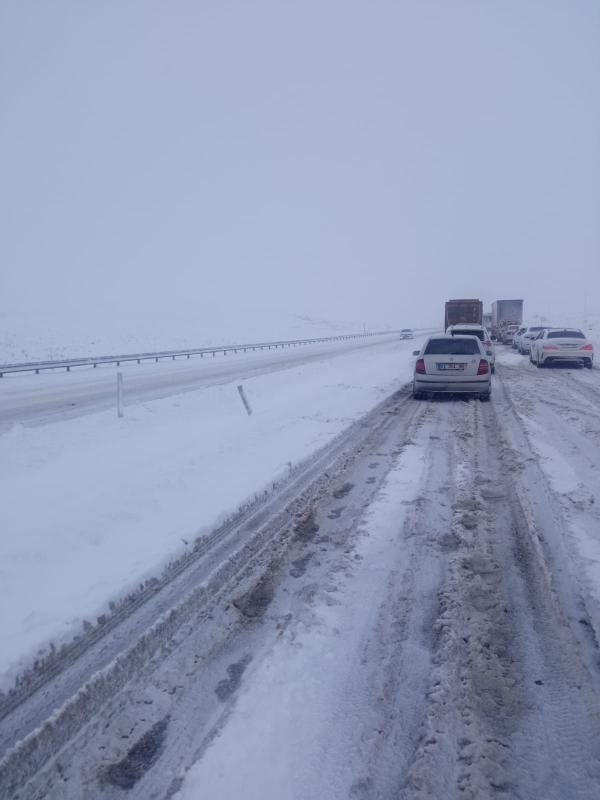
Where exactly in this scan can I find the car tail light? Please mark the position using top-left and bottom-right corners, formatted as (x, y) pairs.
(477, 359), (489, 375)
(543, 344), (559, 350)
(415, 358), (426, 374)
(580, 344), (593, 350)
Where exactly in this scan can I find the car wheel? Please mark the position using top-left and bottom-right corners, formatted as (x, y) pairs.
(412, 390), (423, 400)
(536, 355), (543, 368)
(480, 391), (491, 401)
(585, 359), (593, 369)
(491, 364), (495, 374)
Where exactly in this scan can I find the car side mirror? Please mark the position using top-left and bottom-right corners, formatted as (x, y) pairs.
(412, 350), (420, 356)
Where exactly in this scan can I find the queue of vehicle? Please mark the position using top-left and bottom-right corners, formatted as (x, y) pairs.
(411, 298), (594, 400)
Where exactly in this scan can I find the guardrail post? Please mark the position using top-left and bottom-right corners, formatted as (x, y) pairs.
(117, 372), (124, 418)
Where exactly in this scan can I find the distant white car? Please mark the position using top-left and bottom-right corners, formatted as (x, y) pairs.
(516, 325), (548, 354)
(512, 326), (528, 350)
(530, 328), (594, 368)
(400, 329), (414, 339)
(412, 334), (492, 400)
(446, 323), (495, 373)
(501, 324), (520, 345)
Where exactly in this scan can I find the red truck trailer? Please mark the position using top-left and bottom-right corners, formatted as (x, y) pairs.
(444, 299), (483, 330)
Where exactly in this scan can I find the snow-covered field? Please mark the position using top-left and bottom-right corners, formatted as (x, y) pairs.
(0, 335), (421, 689)
(0, 304), (397, 364)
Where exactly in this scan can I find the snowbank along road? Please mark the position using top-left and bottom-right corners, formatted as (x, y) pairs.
(2, 348), (600, 799)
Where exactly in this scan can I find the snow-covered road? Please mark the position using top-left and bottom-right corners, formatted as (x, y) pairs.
(0, 334), (405, 429)
(2, 346), (600, 799)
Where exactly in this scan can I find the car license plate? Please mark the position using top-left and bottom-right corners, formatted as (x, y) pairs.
(437, 363), (465, 370)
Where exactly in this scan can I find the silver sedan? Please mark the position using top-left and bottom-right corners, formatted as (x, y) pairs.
(412, 335), (492, 400)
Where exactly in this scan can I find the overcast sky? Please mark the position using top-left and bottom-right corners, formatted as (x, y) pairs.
(1, 1), (599, 328)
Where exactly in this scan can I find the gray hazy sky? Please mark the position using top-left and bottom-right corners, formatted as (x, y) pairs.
(1, 1), (599, 328)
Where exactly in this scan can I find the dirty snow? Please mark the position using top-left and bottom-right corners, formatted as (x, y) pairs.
(172, 443), (426, 800)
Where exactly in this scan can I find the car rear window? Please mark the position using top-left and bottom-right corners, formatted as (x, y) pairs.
(450, 328), (484, 341)
(424, 339), (480, 355)
(547, 330), (585, 339)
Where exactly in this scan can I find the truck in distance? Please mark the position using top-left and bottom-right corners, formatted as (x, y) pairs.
(444, 299), (483, 331)
(491, 299), (524, 341)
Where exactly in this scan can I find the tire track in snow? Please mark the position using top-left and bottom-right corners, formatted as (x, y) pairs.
(0, 387), (427, 799)
(401, 394), (600, 799)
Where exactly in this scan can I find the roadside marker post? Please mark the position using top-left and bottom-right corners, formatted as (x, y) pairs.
(117, 372), (124, 418)
(237, 384), (252, 416)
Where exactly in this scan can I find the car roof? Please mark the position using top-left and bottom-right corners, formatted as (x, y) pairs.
(429, 334), (480, 340)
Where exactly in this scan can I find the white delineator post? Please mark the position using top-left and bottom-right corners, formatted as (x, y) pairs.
(117, 372), (124, 418)
(237, 384), (252, 415)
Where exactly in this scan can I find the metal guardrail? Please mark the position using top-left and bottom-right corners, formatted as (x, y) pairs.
(0, 330), (403, 377)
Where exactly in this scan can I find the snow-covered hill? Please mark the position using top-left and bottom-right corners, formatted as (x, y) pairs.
(0, 304), (394, 364)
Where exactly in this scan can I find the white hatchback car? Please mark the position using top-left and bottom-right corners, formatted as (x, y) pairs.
(512, 326), (528, 351)
(413, 335), (492, 400)
(501, 324), (520, 345)
(530, 328), (594, 368)
(445, 323), (495, 373)
(516, 325), (548, 354)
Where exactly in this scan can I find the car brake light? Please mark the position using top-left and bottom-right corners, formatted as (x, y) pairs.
(543, 344), (559, 350)
(580, 344), (593, 350)
(477, 359), (489, 375)
(416, 358), (426, 374)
